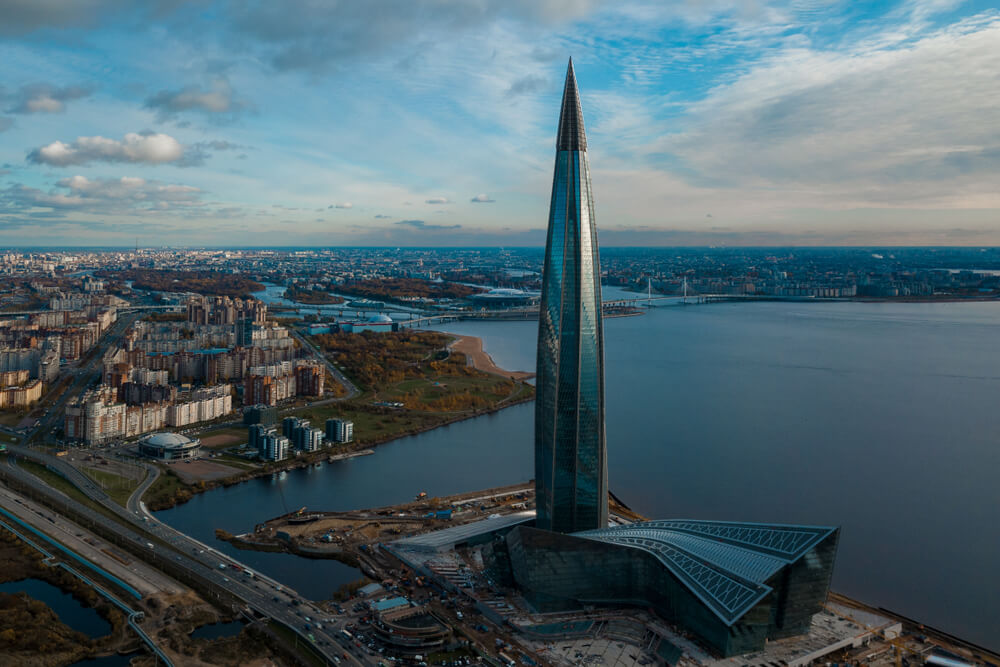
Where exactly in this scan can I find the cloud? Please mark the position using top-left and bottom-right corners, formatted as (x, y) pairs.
(4, 83), (94, 114)
(395, 219), (461, 230)
(193, 140), (247, 151)
(425, 197), (450, 204)
(0, 1), (187, 37)
(506, 74), (547, 97)
(0, 118), (12, 133)
(144, 78), (252, 120)
(374, 214), (390, 219)
(27, 132), (187, 167)
(0, 175), (204, 218)
(654, 13), (1000, 208)
(227, 0), (603, 72)
(334, 202), (353, 209)
(469, 193), (495, 203)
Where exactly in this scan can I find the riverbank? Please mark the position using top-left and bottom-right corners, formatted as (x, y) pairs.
(147, 392), (535, 512)
(445, 334), (535, 380)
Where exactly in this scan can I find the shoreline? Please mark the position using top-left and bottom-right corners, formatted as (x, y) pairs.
(224, 484), (1000, 663)
(444, 333), (535, 380)
(621, 289), (1000, 304)
(148, 394), (535, 512)
(149, 330), (536, 512)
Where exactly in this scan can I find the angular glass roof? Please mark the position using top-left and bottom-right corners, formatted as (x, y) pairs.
(576, 520), (836, 626)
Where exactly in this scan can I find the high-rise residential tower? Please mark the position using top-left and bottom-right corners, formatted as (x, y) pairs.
(534, 58), (608, 534)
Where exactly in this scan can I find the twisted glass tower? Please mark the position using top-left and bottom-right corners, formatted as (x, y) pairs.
(535, 59), (608, 534)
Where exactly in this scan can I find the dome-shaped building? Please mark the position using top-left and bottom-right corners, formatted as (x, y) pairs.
(138, 432), (201, 460)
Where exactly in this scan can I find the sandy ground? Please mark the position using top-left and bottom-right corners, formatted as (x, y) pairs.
(447, 334), (535, 380)
(0, 485), (186, 597)
(164, 458), (244, 484)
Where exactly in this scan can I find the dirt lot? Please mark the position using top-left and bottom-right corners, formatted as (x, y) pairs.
(165, 459), (244, 484)
(200, 432), (245, 448)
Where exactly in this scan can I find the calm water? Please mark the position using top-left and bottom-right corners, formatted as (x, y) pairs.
(0, 578), (111, 638)
(160, 293), (1000, 649)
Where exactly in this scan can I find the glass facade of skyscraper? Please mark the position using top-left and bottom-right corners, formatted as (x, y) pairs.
(535, 59), (608, 534)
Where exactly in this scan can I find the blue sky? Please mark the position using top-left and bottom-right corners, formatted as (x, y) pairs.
(0, 0), (997, 246)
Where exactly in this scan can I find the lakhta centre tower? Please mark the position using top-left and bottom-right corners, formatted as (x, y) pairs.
(534, 58), (608, 534)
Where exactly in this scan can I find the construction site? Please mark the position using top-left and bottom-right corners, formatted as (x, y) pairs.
(220, 485), (999, 667)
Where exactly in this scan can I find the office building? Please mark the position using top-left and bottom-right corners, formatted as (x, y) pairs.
(507, 63), (840, 658)
(534, 58), (608, 534)
(243, 404), (278, 426)
(326, 418), (353, 443)
(262, 433), (289, 462)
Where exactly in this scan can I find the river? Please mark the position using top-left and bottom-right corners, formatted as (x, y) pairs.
(157, 286), (1000, 649)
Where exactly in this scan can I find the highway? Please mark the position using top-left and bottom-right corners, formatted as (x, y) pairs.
(0, 312), (371, 665)
(289, 326), (360, 399)
(4, 443), (369, 665)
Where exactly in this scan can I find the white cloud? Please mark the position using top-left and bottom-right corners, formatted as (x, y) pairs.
(27, 132), (186, 166)
(144, 78), (252, 120)
(334, 202), (353, 209)
(470, 193), (495, 203)
(6, 83), (94, 114)
(648, 12), (1000, 209)
(425, 196), (451, 204)
(1, 175), (204, 218)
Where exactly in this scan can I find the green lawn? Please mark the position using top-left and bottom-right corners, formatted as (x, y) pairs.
(141, 467), (193, 510)
(289, 403), (447, 444)
(80, 466), (139, 507)
(14, 459), (136, 530)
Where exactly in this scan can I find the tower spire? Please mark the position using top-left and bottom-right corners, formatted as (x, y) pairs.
(556, 58), (587, 151)
(535, 58), (606, 534)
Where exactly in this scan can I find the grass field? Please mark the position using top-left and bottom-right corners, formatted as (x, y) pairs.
(14, 459), (136, 529)
(289, 403), (450, 444)
(80, 466), (138, 507)
(142, 467), (194, 510)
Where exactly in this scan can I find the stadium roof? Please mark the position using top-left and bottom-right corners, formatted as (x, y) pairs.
(142, 432), (197, 448)
(576, 520), (836, 626)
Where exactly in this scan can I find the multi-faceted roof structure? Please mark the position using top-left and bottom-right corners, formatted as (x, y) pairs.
(577, 520), (838, 626)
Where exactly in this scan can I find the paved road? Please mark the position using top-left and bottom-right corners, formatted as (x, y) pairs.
(289, 327), (360, 399)
(5, 444), (369, 666)
(1, 311), (371, 665)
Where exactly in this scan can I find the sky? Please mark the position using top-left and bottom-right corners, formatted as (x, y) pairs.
(0, 0), (998, 247)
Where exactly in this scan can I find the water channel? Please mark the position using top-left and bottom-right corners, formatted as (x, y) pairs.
(0, 578), (111, 638)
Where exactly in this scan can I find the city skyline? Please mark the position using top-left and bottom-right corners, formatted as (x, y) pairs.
(0, 1), (998, 247)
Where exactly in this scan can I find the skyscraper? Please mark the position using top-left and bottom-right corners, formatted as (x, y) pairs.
(534, 59), (608, 534)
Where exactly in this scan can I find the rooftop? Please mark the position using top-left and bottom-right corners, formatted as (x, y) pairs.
(577, 520), (837, 626)
(392, 510), (536, 553)
(141, 432), (198, 448)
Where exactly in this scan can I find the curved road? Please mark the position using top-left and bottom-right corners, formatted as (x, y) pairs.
(5, 443), (370, 666)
